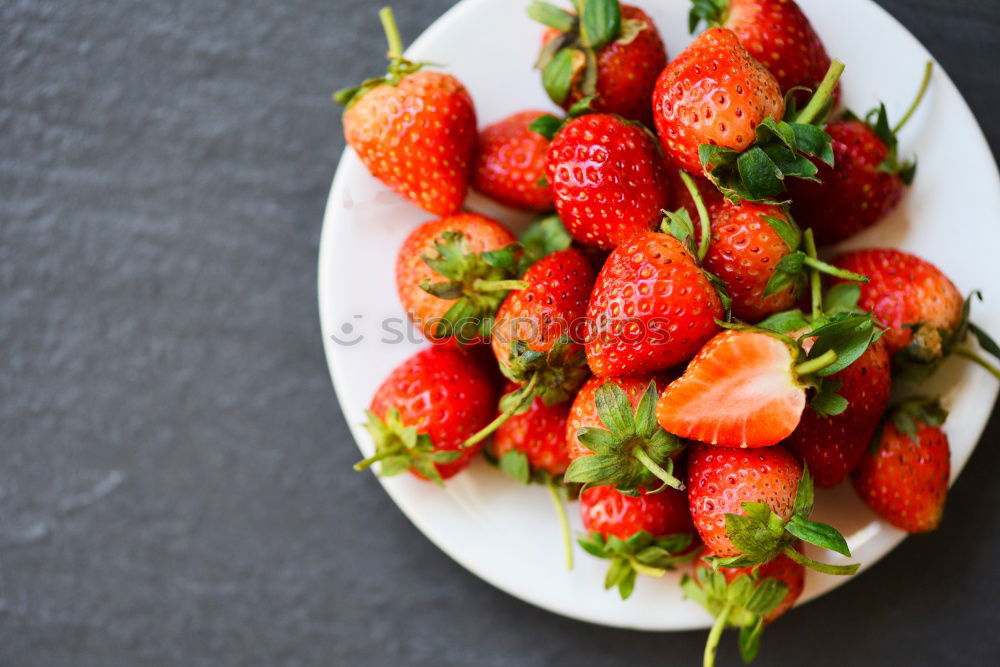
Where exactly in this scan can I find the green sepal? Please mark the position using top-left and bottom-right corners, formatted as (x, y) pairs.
(882, 396), (949, 448)
(499, 449), (531, 484)
(354, 408), (462, 486)
(419, 231), (526, 343)
(579, 0), (621, 50)
(761, 214), (801, 252)
(520, 215), (572, 264)
(756, 309), (810, 334)
(866, 103), (917, 183)
(542, 47), (582, 106)
(526, 1), (577, 32)
(529, 113), (565, 141)
(564, 381), (686, 494)
(501, 336), (590, 407)
(801, 312), (880, 377)
(687, 0), (729, 33)
(579, 530), (695, 600)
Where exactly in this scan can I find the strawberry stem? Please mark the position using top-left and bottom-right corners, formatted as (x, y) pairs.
(353, 447), (395, 472)
(633, 448), (684, 491)
(954, 345), (1000, 381)
(679, 171), (712, 262)
(462, 374), (539, 449)
(893, 61), (933, 134)
(545, 477), (574, 571)
(794, 349), (837, 377)
(803, 228), (822, 320)
(703, 601), (733, 667)
(473, 279), (530, 292)
(379, 7), (404, 65)
(802, 257), (869, 283)
(793, 60), (845, 126)
(782, 544), (859, 576)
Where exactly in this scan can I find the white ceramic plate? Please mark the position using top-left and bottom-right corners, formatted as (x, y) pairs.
(319, 0), (1000, 630)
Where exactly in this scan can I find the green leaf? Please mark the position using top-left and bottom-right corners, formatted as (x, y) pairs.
(575, 426), (619, 455)
(744, 578), (788, 617)
(604, 556), (630, 590)
(785, 514), (851, 557)
(688, 0), (727, 32)
(810, 381), (848, 416)
(577, 532), (610, 558)
(499, 449), (531, 484)
(618, 567), (637, 600)
(724, 507), (785, 565)
(969, 321), (1000, 359)
(738, 616), (766, 663)
(805, 313), (877, 377)
(633, 381), (660, 438)
(526, 1), (577, 32)
(529, 114), (564, 141)
(579, 0), (621, 50)
(737, 147), (785, 200)
(594, 382), (637, 439)
(763, 251), (806, 296)
(521, 215), (571, 263)
(756, 309), (809, 334)
(823, 284), (861, 314)
(793, 467), (815, 518)
(760, 214), (801, 252)
(542, 48), (580, 105)
(791, 122), (835, 166)
(563, 452), (622, 485)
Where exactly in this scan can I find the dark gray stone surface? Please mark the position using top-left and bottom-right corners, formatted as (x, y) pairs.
(1, 1), (998, 665)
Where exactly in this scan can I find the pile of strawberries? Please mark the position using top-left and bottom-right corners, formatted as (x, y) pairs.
(336, 2), (1000, 664)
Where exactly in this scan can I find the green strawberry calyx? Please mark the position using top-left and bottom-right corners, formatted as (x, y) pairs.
(520, 215), (573, 264)
(419, 231), (528, 343)
(495, 449), (576, 571)
(700, 60), (844, 204)
(717, 468), (860, 576)
(894, 290), (1000, 384)
(354, 408), (462, 486)
(528, 0), (646, 107)
(334, 8), (429, 109)
(579, 530), (695, 600)
(564, 381), (687, 494)
(682, 564), (789, 667)
(687, 0), (731, 33)
(868, 396), (948, 455)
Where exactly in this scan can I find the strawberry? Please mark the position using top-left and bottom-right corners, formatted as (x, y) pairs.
(852, 398), (951, 533)
(355, 346), (498, 484)
(490, 382), (576, 569)
(657, 313), (880, 448)
(586, 232), (723, 376)
(832, 248), (1000, 382)
(469, 249), (596, 447)
(336, 8), (476, 215)
(564, 375), (686, 493)
(544, 113), (670, 249)
(686, 443), (858, 573)
(786, 63), (933, 245)
(472, 110), (553, 211)
(700, 200), (800, 322)
(396, 214), (523, 344)
(784, 334), (891, 488)
(653, 27), (842, 203)
(530, 1), (668, 126)
(689, 0), (838, 105)
(577, 485), (696, 599)
(683, 546), (805, 666)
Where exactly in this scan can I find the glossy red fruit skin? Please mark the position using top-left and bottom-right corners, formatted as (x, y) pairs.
(701, 200), (798, 322)
(786, 121), (904, 246)
(472, 110), (553, 211)
(722, 0), (839, 106)
(586, 232), (723, 377)
(541, 5), (668, 126)
(369, 346), (498, 480)
(832, 248), (964, 355)
(687, 443), (802, 557)
(546, 114), (670, 250)
(694, 546), (805, 623)
(652, 27), (784, 174)
(396, 214), (518, 342)
(565, 374), (675, 461)
(784, 336), (891, 488)
(491, 248), (596, 367)
(580, 485), (695, 541)
(852, 419), (950, 533)
(491, 382), (571, 477)
(343, 70), (477, 216)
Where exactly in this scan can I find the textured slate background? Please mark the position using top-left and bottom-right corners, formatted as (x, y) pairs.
(2, 0), (998, 665)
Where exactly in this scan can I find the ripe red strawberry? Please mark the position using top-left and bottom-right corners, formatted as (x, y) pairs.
(356, 346), (498, 484)
(652, 27), (784, 174)
(786, 64), (933, 245)
(832, 248), (963, 357)
(396, 214), (521, 344)
(578, 485), (696, 599)
(564, 374), (685, 492)
(491, 382), (571, 478)
(586, 232), (723, 376)
(472, 110), (553, 211)
(689, 0), (838, 105)
(701, 200), (799, 322)
(545, 113), (670, 249)
(683, 546), (805, 665)
(531, 1), (668, 126)
(685, 443), (857, 574)
(784, 335), (891, 488)
(852, 399), (951, 532)
(336, 9), (476, 215)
